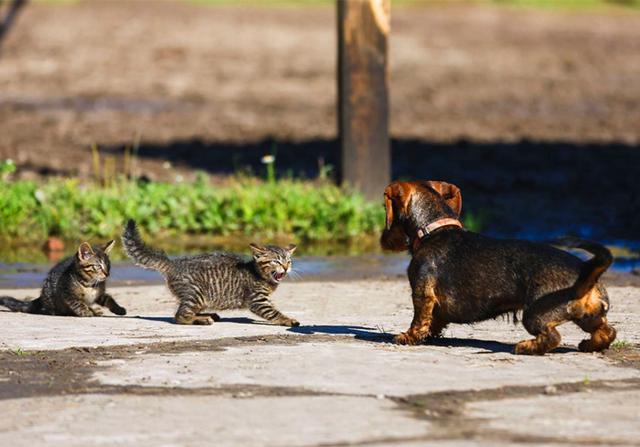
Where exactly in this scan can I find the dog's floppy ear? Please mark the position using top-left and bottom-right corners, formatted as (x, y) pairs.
(383, 182), (414, 230)
(425, 180), (462, 217)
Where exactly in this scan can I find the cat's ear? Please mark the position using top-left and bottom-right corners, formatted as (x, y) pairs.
(103, 240), (116, 254)
(77, 242), (95, 261)
(249, 243), (267, 256)
(287, 244), (297, 254)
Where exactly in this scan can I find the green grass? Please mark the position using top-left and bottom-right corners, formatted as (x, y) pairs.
(0, 174), (484, 250)
(1, 153), (485, 252)
(11, 347), (27, 356)
(0, 174), (385, 244)
(610, 339), (633, 350)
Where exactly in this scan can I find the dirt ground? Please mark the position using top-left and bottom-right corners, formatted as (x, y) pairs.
(1, 1), (639, 160)
(1, 1), (639, 241)
(1, 280), (640, 446)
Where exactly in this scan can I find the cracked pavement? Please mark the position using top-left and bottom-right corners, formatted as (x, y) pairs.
(1, 280), (639, 446)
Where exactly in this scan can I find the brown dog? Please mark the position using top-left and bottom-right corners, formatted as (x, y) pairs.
(381, 180), (616, 355)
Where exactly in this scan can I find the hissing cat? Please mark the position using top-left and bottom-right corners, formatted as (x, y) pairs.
(122, 219), (299, 326)
(0, 241), (126, 317)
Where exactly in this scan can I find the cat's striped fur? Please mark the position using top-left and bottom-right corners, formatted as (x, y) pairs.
(122, 219), (299, 326)
(0, 241), (126, 317)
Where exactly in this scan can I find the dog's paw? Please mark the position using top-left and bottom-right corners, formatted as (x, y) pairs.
(514, 339), (545, 355)
(394, 332), (417, 345)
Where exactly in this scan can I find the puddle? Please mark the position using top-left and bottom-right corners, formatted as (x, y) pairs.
(0, 230), (638, 289)
(0, 255), (410, 289)
(1, 250), (638, 290)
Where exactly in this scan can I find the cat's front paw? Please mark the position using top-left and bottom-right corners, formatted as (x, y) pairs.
(278, 318), (299, 327)
(89, 305), (104, 317)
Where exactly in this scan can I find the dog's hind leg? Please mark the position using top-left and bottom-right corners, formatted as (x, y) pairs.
(569, 286), (616, 352)
(514, 323), (562, 355)
(576, 317), (616, 352)
(515, 295), (567, 355)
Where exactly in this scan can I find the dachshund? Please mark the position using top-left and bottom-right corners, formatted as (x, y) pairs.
(380, 180), (616, 355)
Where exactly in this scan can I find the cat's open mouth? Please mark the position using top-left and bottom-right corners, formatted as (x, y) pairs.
(272, 272), (286, 282)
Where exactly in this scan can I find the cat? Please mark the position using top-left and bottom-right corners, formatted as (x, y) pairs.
(122, 219), (299, 326)
(0, 241), (126, 317)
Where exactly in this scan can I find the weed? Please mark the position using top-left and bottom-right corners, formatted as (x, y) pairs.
(375, 324), (388, 335)
(11, 347), (27, 356)
(610, 340), (632, 350)
(0, 159), (16, 181)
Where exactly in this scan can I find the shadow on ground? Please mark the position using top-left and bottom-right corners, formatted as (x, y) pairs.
(287, 325), (578, 354)
(288, 324), (392, 343)
(132, 315), (261, 325)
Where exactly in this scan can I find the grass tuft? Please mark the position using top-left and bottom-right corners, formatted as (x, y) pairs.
(11, 347), (27, 356)
(610, 339), (632, 350)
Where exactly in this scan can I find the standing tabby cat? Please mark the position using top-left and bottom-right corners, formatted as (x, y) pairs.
(122, 219), (299, 326)
(0, 241), (126, 317)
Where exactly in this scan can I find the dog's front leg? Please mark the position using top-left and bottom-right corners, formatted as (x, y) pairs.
(395, 293), (436, 345)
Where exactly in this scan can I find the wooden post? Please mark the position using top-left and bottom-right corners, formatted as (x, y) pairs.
(337, 0), (390, 201)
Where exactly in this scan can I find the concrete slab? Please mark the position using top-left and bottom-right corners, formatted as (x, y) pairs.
(0, 394), (430, 447)
(1, 281), (639, 447)
(0, 282), (409, 351)
(467, 389), (640, 445)
(94, 341), (640, 396)
(1, 283), (638, 351)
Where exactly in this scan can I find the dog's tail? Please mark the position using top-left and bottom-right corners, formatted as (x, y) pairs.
(122, 219), (172, 275)
(0, 296), (42, 314)
(559, 237), (613, 298)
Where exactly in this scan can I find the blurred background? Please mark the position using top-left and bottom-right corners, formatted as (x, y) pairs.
(0, 0), (639, 285)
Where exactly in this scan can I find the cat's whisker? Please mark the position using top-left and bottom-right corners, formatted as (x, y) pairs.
(288, 270), (305, 282)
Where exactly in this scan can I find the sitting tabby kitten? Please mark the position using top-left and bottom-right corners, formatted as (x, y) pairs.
(122, 219), (299, 326)
(0, 241), (126, 317)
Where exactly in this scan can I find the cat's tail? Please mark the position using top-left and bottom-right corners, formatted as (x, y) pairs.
(122, 219), (172, 274)
(0, 296), (42, 313)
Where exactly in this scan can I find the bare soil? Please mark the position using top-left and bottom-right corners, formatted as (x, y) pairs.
(1, 2), (640, 239)
(2, 2), (640, 173)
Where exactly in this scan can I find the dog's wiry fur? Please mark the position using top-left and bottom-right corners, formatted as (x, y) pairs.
(381, 180), (616, 355)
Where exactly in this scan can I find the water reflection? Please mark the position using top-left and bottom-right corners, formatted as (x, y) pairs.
(1, 251), (638, 290)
